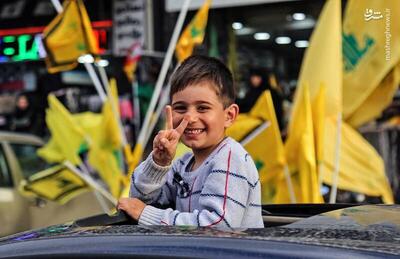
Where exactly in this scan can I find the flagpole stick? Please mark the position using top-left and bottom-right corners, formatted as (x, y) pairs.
(317, 162), (323, 191)
(283, 165), (296, 203)
(82, 61), (107, 102)
(240, 121), (270, 146)
(132, 80), (141, 140)
(64, 161), (117, 206)
(133, 0), (191, 163)
(329, 114), (342, 203)
(77, 162), (111, 213)
(50, 0), (63, 13)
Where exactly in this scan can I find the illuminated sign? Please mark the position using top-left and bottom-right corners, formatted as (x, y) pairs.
(0, 21), (111, 63)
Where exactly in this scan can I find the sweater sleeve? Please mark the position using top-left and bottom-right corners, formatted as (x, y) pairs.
(129, 152), (176, 206)
(138, 147), (253, 228)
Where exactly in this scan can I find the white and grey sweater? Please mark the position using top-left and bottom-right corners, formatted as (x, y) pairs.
(130, 137), (264, 228)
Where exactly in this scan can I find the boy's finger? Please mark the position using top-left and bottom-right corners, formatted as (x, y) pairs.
(165, 105), (173, 130)
(175, 116), (189, 135)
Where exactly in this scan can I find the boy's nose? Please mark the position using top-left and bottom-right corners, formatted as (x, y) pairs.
(186, 111), (198, 123)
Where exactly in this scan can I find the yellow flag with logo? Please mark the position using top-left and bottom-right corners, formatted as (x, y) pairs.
(19, 165), (89, 205)
(342, 0), (400, 123)
(43, 0), (99, 73)
(38, 95), (86, 165)
(320, 117), (394, 204)
(175, 0), (211, 63)
(285, 84), (323, 203)
(346, 62), (400, 127)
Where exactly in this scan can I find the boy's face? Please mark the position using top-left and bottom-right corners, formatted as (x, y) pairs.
(171, 81), (238, 154)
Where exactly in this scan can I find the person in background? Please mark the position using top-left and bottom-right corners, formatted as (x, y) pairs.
(237, 67), (284, 130)
(9, 93), (37, 134)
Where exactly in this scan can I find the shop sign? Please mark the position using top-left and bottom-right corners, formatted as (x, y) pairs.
(113, 0), (146, 57)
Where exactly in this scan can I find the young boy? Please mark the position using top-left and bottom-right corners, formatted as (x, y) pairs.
(118, 55), (263, 228)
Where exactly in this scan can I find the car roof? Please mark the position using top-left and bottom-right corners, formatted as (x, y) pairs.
(0, 204), (399, 258)
(0, 131), (44, 145)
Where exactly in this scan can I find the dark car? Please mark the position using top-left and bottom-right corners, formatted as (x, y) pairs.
(0, 204), (399, 258)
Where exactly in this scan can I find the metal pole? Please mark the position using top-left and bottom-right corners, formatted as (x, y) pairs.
(329, 114), (342, 203)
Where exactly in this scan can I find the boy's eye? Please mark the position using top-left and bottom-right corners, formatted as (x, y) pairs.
(197, 106), (210, 112)
(173, 106), (186, 113)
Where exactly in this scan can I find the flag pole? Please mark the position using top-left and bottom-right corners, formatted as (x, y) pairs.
(77, 162), (112, 213)
(82, 61), (107, 102)
(283, 165), (296, 203)
(240, 121), (270, 145)
(64, 161), (117, 206)
(132, 79), (141, 140)
(132, 0), (192, 165)
(50, 0), (63, 13)
(329, 114), (342, 203)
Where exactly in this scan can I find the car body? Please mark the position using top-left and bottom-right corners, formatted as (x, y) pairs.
(0, 131), (110, 237)
(0, 204), (398, 258)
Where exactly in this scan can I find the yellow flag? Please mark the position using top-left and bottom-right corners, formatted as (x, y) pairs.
(312, 84), (326, 166)
(227, 91), (286, 203)
(346, 62), (400, 127)
(43, 0), (99, 73)
(19, 164), (89, 205)
(297, 0), (342, 118)
(226, 114), (263, 141)
(342, 0), (400, 122)
(38, 95), (86, 165)
(88, 81), (125, 198)
(249, 91), (287, 203)
(175, 0), (211, 63)
(320, 118), (394, 204)
(285, 84), (323, 203)
(294, 0), (342, 120)
(286, 0), (340, 203)
(37, 138), (65, 164)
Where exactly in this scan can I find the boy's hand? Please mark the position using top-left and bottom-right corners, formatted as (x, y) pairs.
(152, 105), (188, 166)
(117, 198), (146, 221)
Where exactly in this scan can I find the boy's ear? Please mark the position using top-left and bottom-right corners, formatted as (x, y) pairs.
(224, 104), (239, 128)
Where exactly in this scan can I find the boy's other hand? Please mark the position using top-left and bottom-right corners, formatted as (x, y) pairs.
(152, 105), (188, 166)
(117, 198), (146, 221)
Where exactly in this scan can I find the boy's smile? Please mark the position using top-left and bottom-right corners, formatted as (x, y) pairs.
(171, 81), (237, 159)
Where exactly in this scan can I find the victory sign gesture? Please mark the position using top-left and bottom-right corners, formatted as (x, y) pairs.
(152, 105), (188, 166)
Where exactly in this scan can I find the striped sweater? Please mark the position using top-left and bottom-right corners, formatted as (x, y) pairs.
(130, 137), (264, 228)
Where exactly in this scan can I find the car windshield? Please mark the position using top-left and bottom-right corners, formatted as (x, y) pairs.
(10, 143), (50, 179)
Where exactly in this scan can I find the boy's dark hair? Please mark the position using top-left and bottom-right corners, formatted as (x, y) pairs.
(170, 55), (235, 107)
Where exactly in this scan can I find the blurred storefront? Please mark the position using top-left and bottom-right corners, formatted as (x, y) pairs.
(0, 0), (326, 135)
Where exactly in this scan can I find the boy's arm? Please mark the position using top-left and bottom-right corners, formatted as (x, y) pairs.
(129, 153), (176, 205)
(138, 149), (261, 228)
(118, 105), (188, 220)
